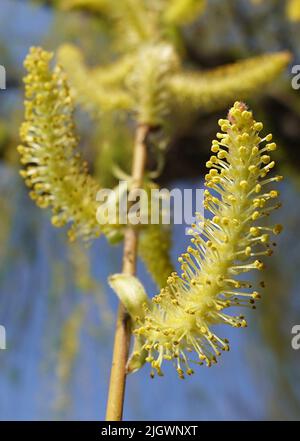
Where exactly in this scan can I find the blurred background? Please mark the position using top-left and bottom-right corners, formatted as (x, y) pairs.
(0, 0), (300, 420)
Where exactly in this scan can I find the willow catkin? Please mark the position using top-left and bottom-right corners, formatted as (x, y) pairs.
(170, 52), (291, 113)
(18, 47), (101, 241)
(132, 102), (283, 378)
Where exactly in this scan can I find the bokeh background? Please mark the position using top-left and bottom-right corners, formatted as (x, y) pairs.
(1, 0), (300, 420)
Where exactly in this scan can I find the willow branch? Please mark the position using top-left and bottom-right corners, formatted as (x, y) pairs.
(105, 124), (148, 421)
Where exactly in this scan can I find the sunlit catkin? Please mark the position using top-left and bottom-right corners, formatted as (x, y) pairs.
(18, 47), (101, 241)
(133, 102), (283, 378)
(286, 0), (300, 22)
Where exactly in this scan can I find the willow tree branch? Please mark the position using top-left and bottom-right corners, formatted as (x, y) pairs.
(105, 123), (149, 421)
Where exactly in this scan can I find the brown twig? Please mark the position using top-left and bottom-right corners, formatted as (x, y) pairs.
(105, 124), (149, 421)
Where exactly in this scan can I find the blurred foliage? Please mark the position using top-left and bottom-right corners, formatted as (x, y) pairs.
(55, 303), (85, 410)
(138, 224), (174, 289)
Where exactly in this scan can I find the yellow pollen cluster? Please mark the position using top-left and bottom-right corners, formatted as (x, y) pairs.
(18, 47), (102, 241)
(132, 101), (283, 378)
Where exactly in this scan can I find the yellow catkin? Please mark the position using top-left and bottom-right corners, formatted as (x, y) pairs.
(18, 47), (102, 241)
(133, 102), (283, 378)
(56, 45), (132, 117)
(170, 52), (291, 113)
(138, 224), (174, 289)
(114, 0), (157, 49)
(286, 0), (300, 21)
(58, 45), (290, 124)
(58, 44), (134, 89)
(58, 42), (180, 125)
(127, 43), (180, 125)
(164, 0), (206, 25)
